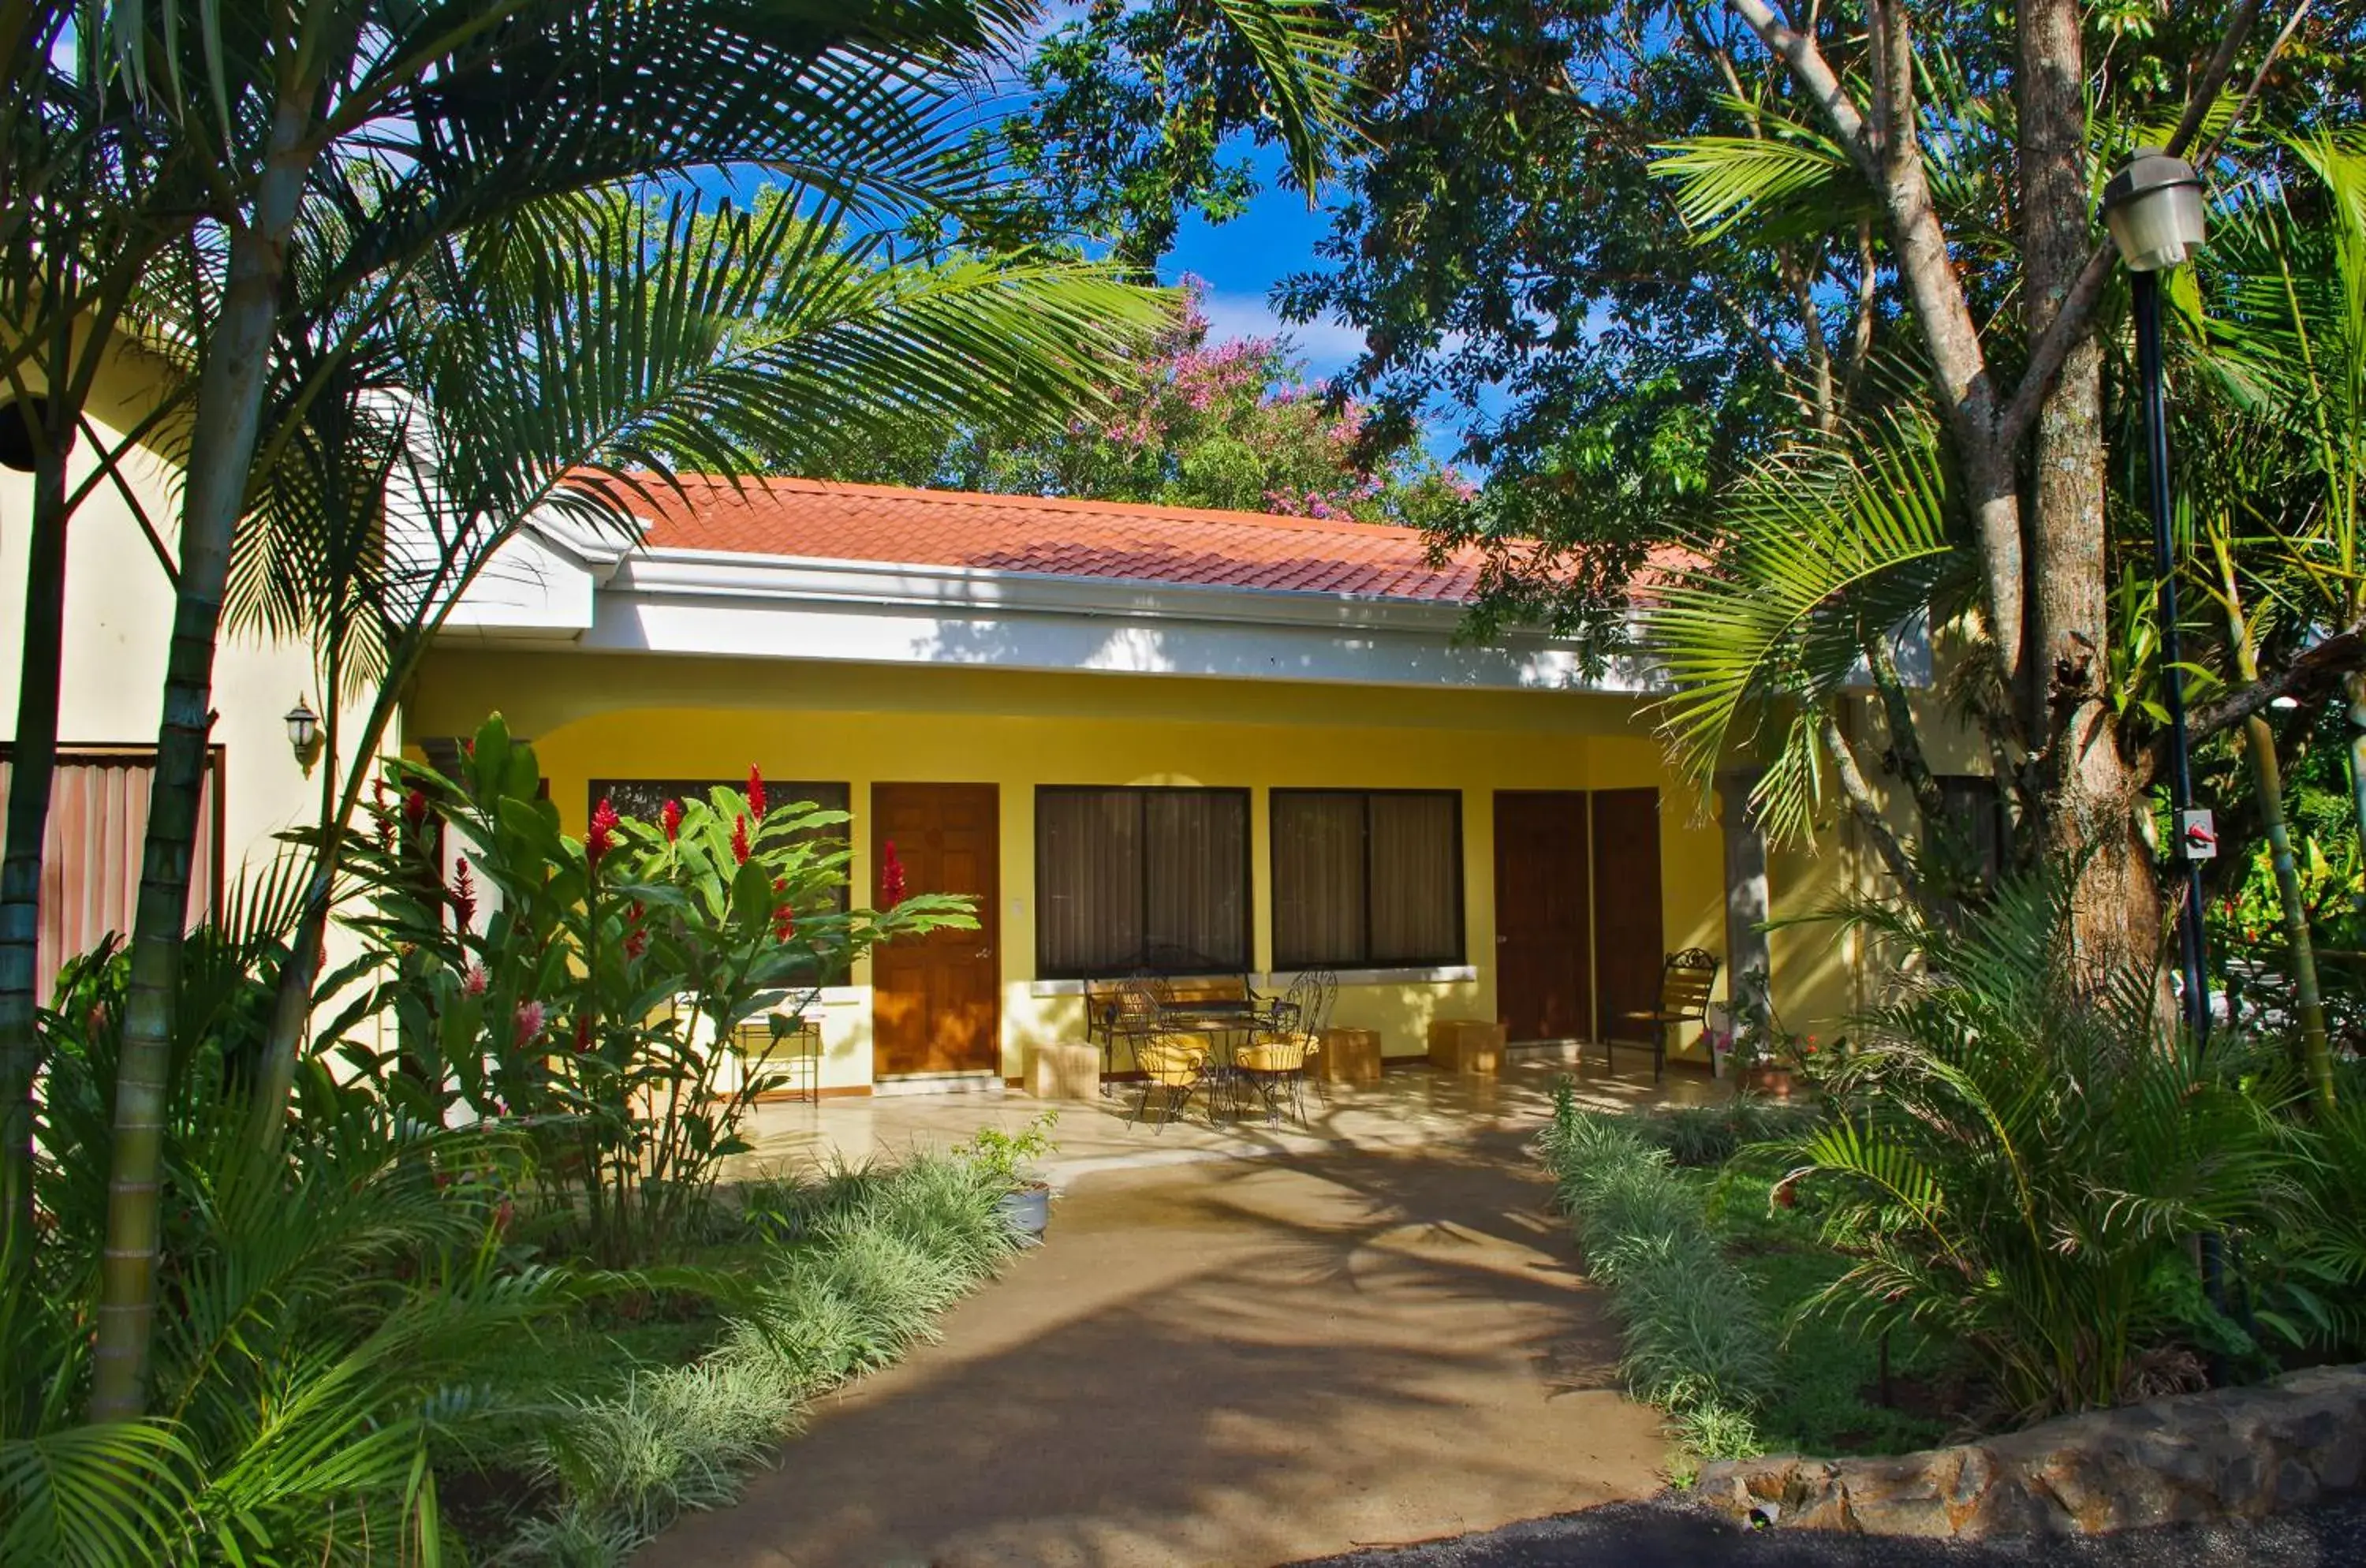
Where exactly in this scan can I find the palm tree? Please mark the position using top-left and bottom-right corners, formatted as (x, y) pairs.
(0, 14), (209, 1305)
(1644, 401), (1972, 910)
(28, 0), (1348, 1426)
(232, 187), (1166, 1147)
(44, 0), (1128, 1427)
(2181, 133), (2366, 1109)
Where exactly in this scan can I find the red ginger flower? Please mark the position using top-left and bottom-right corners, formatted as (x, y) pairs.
(772, 875), (795, 942)
(462, 961), (488, 997)
(513, 999), (546, 1046)
(573, 1016), (592, 1054)
(748, 765), (767, 821)
(662, 797), (683, 843)
(587, 797), (621, 868)
(731, 813), (751, 864)
(625, 900), (648, 959)
(879, 839), (906, 908)
(404, 786), (429, 829)
(450, 856), (477, 929)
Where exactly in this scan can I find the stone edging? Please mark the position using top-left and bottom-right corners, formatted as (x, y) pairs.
(1692, 1364), (2366, 1539)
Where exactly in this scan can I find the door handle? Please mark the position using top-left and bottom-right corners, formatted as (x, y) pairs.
(1495, 935), (1509, 944)
(975, 947), (994, 961)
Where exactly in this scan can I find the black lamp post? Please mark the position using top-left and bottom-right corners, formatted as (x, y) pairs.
(2102, 147), (2213, 1037)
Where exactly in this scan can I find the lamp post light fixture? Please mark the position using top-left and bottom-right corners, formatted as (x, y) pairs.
(2102, 147), (2214, 1043)
(285, 696), (323, 774)
(2104, 147), (2226, 1333)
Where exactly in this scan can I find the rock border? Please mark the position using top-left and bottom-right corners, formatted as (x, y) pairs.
(1692, 1364), (2366, 1539)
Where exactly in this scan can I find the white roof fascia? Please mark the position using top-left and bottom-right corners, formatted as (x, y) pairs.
(613, 547), (1483, 635)
(436, 537), (1663, 695)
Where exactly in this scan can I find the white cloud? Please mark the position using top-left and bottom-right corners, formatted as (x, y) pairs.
(1195, 291), (1368, 374)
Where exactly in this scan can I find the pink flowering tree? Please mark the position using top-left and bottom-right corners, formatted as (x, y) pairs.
(841, 279), (1479, 527)
(343, 713), (971, 1264)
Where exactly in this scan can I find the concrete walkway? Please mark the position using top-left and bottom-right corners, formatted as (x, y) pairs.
(660, 1107), (1673, 1566)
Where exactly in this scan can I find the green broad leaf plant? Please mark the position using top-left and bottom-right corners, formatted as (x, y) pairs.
(341, 715), (974, 1266)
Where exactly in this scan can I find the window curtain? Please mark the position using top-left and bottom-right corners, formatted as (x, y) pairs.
(1038, 790), (1144, 975)
(1144, 790), (1248, 969)
(1369, 793), (1461, 963)
(1271, 792), (1365, 967)
(0, 750), (219, 1004)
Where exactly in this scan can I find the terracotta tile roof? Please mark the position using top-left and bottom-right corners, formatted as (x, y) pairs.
(618, 476), (1489, 605)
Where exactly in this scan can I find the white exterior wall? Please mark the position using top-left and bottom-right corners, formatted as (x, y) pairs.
(1, 357), (383, 974)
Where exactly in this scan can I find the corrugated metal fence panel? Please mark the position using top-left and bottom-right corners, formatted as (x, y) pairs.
(0, 749), (220, 1004)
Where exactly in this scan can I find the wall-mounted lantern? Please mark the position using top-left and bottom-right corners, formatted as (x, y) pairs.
(285, 696), (323, 775)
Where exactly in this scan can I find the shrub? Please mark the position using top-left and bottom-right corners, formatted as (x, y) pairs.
(1780, 871), (2310, 1423)
(1539, 1081), (1778, 1462)
(9, 937), (588, 1567)
(1636, 1099), (1814, 1167)
(502, 1150), (1022, 1565)
(343, 715), (977, 1265)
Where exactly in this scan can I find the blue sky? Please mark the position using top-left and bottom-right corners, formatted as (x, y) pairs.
(1165, 147), (1366, 381)
(1159, 147), (1497, 467)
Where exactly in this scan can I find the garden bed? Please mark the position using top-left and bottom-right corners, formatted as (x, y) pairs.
(1538, 1092), (1955, 1479)
(451, 1150), (1029, 1566)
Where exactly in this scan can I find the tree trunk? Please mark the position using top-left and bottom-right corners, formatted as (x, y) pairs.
(2019, 0), (2158, 977)
(88, 106), (309, 1424)
(2347, 673), (2366, 890)
(2217, 540), (2334, 1103)
(2245, 714), (2334, 1104)
(0, 408), (70, 1290)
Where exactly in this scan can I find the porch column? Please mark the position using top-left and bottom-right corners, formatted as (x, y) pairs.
(1716, 767), (1772, 1027)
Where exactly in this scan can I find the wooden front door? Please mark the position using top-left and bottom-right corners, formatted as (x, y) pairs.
(1591, 787), (1666, 1039)
(870, 783), (1001, 1077)
(1494, 791), (1593, 1043)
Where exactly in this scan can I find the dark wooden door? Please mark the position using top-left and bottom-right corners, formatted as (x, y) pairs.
(1591, 787), (1666, 1040)
(1494, 791), (1593, 1043)
(870, 783), (1001, 1077)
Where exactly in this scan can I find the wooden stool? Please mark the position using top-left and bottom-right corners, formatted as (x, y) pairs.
(1025, 1040), (1101, 1101)
(1426, 1018), (1505, 1075)
(1318, 1027), (1383, 1087)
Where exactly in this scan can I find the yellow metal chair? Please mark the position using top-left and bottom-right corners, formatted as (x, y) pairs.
(1128, 1033), (1214, 1129)
(1609, 948), (1719, 1084)
(1115, 975), (1214, 1129)
(1237, 969), (1335, 1125)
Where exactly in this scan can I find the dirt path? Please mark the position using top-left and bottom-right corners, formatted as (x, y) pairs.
(652, 1131), (1667, 1568)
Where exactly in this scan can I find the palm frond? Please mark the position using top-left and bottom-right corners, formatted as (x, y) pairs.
(0, 1421), (194, 1568)
(1652, 106), (1867, 244)
(1645, 404), (1966, 845)
(1207, 0), (1357, 190)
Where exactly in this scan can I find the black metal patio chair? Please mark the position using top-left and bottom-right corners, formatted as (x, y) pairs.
(1236, 968), (1336, 1126)
(1114, 974), (1213, 1129)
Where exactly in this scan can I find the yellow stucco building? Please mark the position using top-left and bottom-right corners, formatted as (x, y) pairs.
(403, 477), (1875, 1092)
(6, 371), (1884, 1090)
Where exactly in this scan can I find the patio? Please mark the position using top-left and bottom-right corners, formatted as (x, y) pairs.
(666, 1065), (1692, 1567)
(735, 1050), (1731, 1188)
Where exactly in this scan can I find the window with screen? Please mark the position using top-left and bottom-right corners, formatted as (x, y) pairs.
(1036, 786), (1250, 977)
(591, 778), (853, 982)
(1271, 790), (1463, 969)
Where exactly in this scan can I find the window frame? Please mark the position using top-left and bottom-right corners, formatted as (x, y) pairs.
(1033, 784), (1255, 980)
(1269, 786), (1466, 971)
